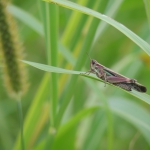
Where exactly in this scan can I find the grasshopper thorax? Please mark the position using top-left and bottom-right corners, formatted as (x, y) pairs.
(131, 79), (137, 83)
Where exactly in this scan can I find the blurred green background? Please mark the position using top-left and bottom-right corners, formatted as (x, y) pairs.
(0, 0), (150, 150)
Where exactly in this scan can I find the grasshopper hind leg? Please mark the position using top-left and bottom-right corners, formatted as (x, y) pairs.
(113, 83), (132, 91)
(95, 72), (107, 87)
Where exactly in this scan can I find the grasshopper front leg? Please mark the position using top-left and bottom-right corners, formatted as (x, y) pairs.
(95, 67), (108, 86)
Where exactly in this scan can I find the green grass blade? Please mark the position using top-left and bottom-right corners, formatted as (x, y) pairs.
(22, 60), (82, 74)
(109, 98), (150, 144)
(82, 112), (107, 150)
(83, 78), (113, 150)
(22, 60), (150, 106)
(7, 5), (77, 67)
(57, 106), (99, 137)
(93, 0), (124, 45)
(52, 106), (99, 150)
(7, 4), (44, 35)
(56, 0), (102, 128)
(41, 2), (58, 127)
(43, 0), (150, 55)
(13, 74), (50, 150)
(58, 43), (76, 65)
(143, 0), (150, 28)
(61, 0), (92, 46)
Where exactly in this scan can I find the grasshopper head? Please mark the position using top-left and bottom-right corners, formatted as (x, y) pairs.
(90, 59), (98, 72)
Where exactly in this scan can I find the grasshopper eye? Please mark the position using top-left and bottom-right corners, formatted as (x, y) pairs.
(91, 60), (96, 65)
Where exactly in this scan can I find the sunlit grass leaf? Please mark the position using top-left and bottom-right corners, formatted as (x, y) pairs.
(22, 60), (82, 74)
(43, 0), (150, 55)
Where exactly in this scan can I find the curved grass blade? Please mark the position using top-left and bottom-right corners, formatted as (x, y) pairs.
(22, 60), (83, 74)
(53, 106), (99, 150)
(22, 60), (150, 105)
(43, 0), (150, 55)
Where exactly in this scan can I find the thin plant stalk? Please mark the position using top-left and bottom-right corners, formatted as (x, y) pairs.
(43, 2), (58, 127)
(17, 99), (25, 150)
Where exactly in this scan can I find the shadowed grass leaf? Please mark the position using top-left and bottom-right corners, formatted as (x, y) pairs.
(109, 98), (150, 144)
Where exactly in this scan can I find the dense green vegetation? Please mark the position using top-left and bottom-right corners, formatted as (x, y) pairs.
(0, 0), (150, 150)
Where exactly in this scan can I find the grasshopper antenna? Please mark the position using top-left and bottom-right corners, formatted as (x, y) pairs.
(86, 52), (92, 61)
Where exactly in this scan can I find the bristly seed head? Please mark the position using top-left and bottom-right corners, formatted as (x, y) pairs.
(0, 0), (28, 99)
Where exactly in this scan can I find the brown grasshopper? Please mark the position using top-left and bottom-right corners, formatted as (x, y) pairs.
(84, 58), (146, 92)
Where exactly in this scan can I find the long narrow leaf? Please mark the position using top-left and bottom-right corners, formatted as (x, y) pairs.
(52, 106), (100, 150)
(7, 5), (44, 35)
(43, 0), (150, 55)
(22, 60), (150, 105)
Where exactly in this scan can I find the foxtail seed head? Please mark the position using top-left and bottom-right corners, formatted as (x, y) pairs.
(0, 0), (28, 99)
